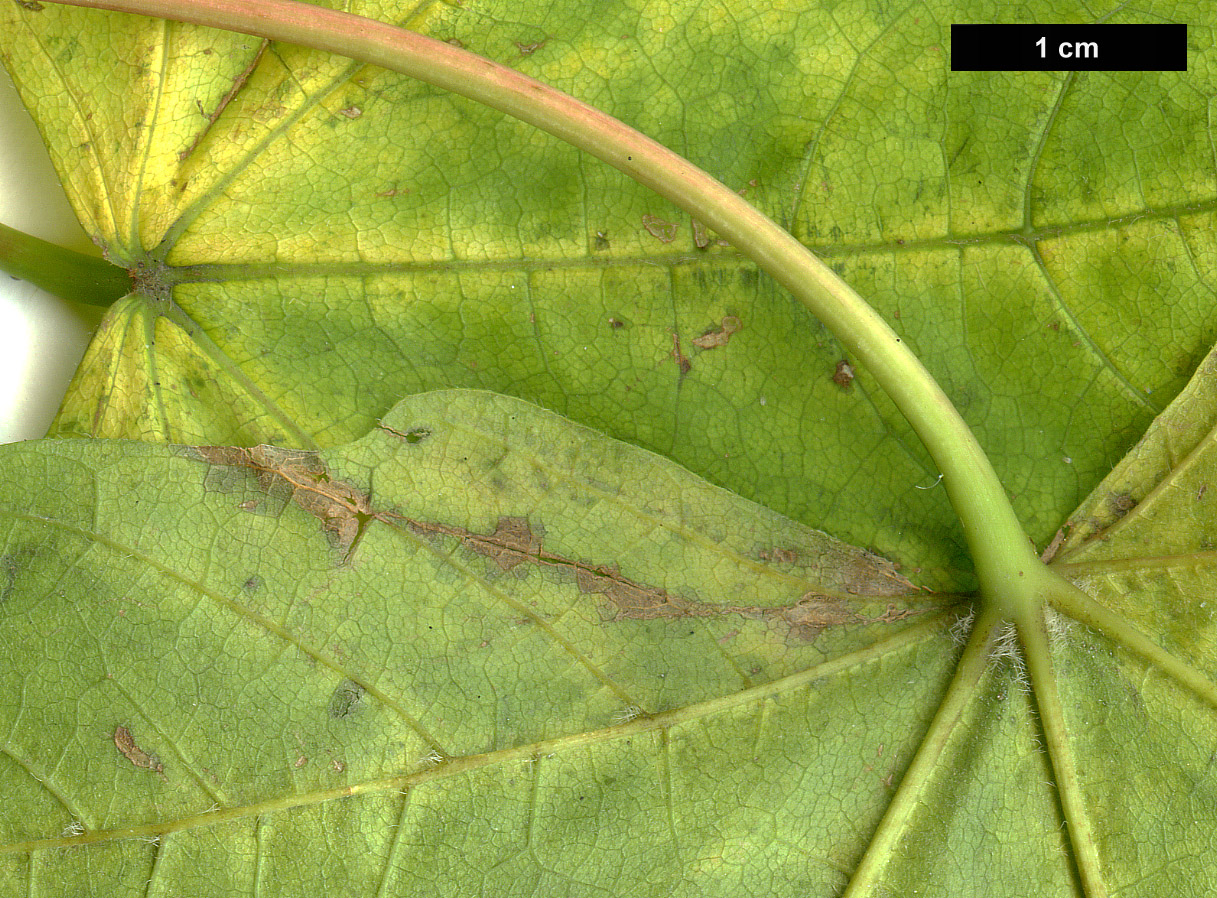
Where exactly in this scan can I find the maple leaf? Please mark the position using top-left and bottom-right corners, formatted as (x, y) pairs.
(1, 1), (1215, 895)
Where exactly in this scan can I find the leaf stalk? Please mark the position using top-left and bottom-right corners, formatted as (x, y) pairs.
(0, 221), (130, 308)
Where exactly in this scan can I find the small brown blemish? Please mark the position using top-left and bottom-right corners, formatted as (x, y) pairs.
(833, 359), (855, 389)
(1048, 320), (1061, 332)
(844, 549), (919, 596)
(1040, 525), (1069, 564)
(294, 755), (308, 768)
(670, 332), (693, 376)
(16, 1), (45, 11)
(642, 214), (678, 243)
(515, 38), (548, 55)
(1198, 484), (1208, 501)
(375, 186), (409, 198)
(691, 316), (742, 350)
(337, 105), (363, 119)
(1109, 493), (1137, 518)
(378, 423), (431, 444)
(595, 230), (610, 250)
(608, 317), (625, 330)
(690, 216), (731, 248)
(114, 725), (163, 774)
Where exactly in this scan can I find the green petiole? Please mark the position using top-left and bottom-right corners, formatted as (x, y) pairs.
(0, 221), (130, 309)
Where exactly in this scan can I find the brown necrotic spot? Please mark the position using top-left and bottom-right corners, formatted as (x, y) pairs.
(178, 40), (268, 164)
(691, 316), (742, 350)
(642, 214), (678, 243)
(409, 516), (543, 573)
(779, 595), (858, 642)
(1109, 493), (1137, 518)
(515, 38), (548, 55)
(113, 725), (163, 774)
(833, 359), (855, 389)
(193, 446), (373, 557)
(671, 332), (692, 375)
(757, 547), (797, 564)
(378, 423), (431, 444)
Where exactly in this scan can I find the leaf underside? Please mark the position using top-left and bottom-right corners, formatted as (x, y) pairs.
(2, 384), (1217, 895)
(3, 0), (1215, 591)
(2, 0), (1217, 895)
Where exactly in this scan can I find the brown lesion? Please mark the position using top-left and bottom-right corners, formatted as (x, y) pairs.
(832, 359), (855, 390)
(1108, 492), (1137, 518)
(691, 316), (742, 350)
(757, 547), (797, 564)
(642, 214), (678, 243)
(691, 218), (730, 249)
(1040, 524), (1071, 563)
(113, 725), (164, 775)
(408, 516), (543, 573)
(408, 516), (926, 642)
(670, 332), (692, 376)
(844, 549), (919, 596)
(514, 38), (548, 55)
(191, 442), (927, 638)
(193, 445), (374, 559)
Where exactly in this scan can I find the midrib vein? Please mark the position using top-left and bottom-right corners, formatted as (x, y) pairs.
(161, 196), (1217, 285)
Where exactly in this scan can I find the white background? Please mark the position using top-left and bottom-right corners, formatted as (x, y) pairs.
(0, 67), (100, 443)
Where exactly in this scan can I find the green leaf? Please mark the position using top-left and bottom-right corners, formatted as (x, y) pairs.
(1, 390), (953, 895)
(6, 381), (1217, 894)
(1038, 343), (1217, 892)
(5, 1), (1213, 591)
(4, 0), (1217, 894)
